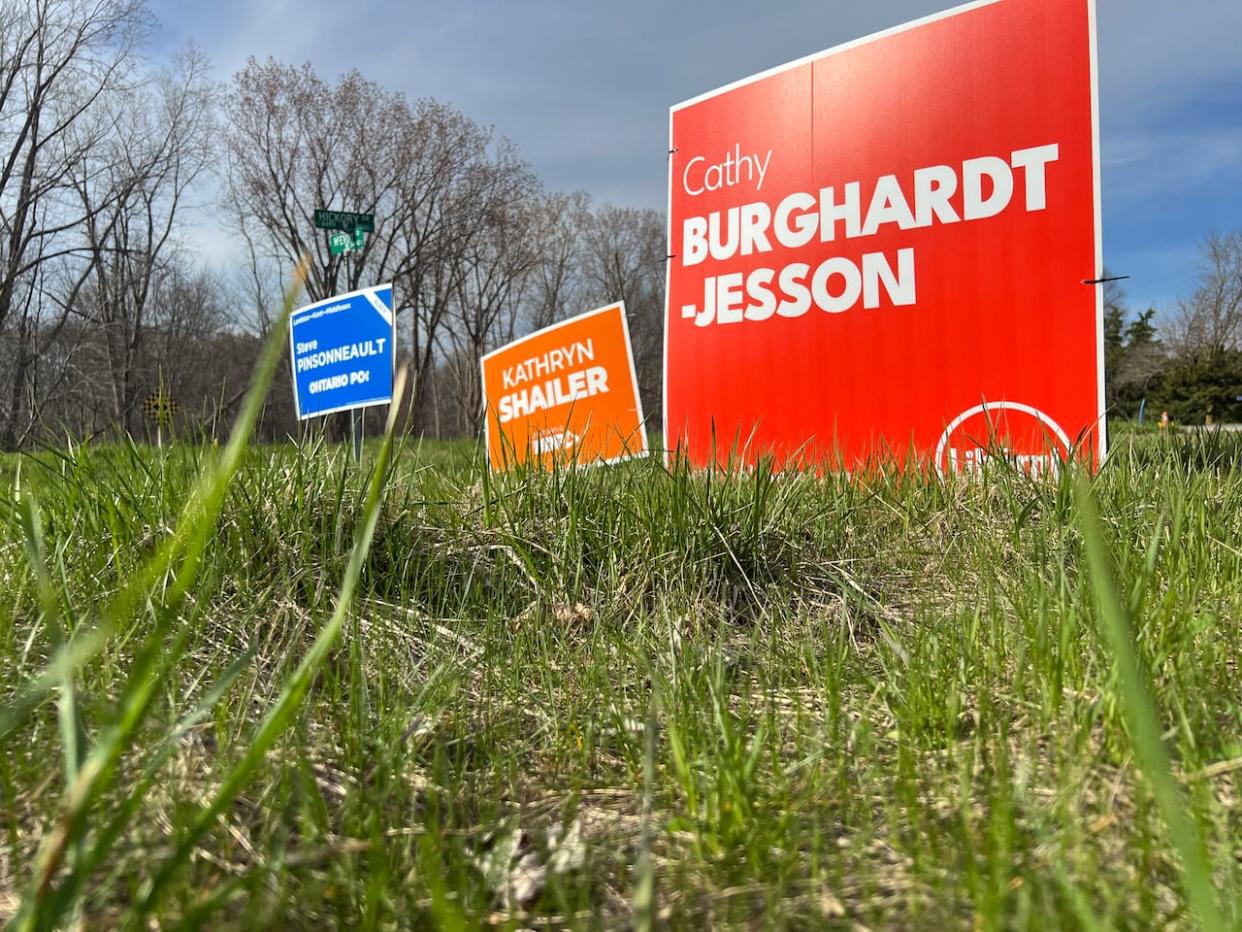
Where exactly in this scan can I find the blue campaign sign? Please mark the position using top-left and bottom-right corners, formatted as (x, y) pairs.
(289, 284), (395, 420)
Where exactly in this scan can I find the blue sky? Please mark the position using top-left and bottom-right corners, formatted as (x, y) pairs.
(148, 0), (1242, 318)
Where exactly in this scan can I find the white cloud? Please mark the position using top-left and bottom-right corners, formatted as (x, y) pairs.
(1105, 125), (1242, 199)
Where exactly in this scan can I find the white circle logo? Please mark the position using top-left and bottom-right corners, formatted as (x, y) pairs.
(934, 402), (1072, 477)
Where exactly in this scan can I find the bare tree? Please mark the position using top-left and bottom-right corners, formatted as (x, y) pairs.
(1166, 229), (1242, 360)
(224, 60), (549, 434)
(0, 0), (151, 447)
(223, 61), (412, 303)
(578, 205), (665, 425)
(437, 154), (544, 434)
(526, 190), (591, 332)
(386, 102), (535, 431)
(0, 30), (672, 447)
(67, 46), (215, 435)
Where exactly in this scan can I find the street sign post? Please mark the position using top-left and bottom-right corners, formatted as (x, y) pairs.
(289, 284), (395, 459)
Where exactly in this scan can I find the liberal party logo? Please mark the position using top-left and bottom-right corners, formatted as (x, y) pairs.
(935, 402), (1072, 478)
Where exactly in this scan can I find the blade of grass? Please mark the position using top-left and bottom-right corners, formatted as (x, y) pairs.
(632, 690), (658, 932)
(1073, 474), (1224, 931)
(16, 492), (86, 927)
(0, 258), (309, 746)
(15, 495), (81, 786)
(127, 367), (411, 926)
(5, 259), (307, 930)
(19, 644), (257, 929)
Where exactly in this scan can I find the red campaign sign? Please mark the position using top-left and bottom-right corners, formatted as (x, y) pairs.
(663, 0), (1104, 475)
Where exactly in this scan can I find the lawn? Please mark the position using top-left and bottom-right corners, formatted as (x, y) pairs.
(2, 416), (1241, 928)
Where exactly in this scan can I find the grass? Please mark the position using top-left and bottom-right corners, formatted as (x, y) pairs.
(1, 416), (1242, 928)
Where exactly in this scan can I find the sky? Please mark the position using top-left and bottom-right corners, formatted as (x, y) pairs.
(147, 0), (1242, 317)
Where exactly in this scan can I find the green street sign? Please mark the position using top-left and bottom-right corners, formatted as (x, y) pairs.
(328, 228), (367, 256)
(314, 209), (374, 232)
(328, 231), (353, 256)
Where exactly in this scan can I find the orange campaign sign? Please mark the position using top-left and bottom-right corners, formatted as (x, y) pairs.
(664, 0), (1105, 475)
(481, 303), (648, 470)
